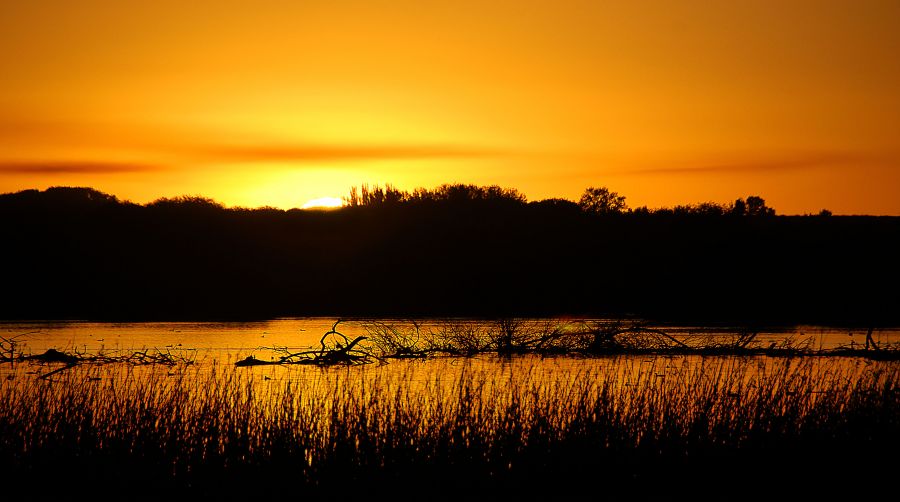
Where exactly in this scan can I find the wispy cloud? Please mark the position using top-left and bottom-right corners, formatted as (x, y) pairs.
(188, 143), (500, 163)
(0, 140), (502, 176)
(630, 153), (863, 175)
(0, 161), (161, 175)
(0, 116), (503, 163)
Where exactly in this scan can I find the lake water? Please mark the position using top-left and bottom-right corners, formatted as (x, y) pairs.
(2, 317), (897, 363)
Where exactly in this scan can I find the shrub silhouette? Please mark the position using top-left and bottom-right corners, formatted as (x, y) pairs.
(578, 186), (628, 214)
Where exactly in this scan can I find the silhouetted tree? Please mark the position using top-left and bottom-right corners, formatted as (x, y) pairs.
(345, 186), (360, 207)
(746, 195), (775, 216)
(691, 202), (727, 216)
(411, 183), (526, 203)
(672, 202), (728, 216)
(730, 196), (775, 217)
(530, 198), (580, 211)
(346, 183), (526, 206)
(578, 186), (628, 214)
(631, 205), (652, 215)
(344, 184), (406, 207)
(731, 198), (747, 216)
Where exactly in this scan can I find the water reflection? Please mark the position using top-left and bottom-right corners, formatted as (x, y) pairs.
(2, 318), (898, 364)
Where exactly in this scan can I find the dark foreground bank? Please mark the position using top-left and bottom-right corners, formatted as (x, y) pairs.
(2, 186), (898, 325)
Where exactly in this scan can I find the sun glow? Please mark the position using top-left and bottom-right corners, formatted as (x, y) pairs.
(301, 196), (344, 209)
(1, 2), (899, 214)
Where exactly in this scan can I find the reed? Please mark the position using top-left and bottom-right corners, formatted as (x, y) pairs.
(1, 356), (897, 500)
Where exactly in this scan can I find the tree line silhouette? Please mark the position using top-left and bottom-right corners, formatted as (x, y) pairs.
(1, 185), (896, 324)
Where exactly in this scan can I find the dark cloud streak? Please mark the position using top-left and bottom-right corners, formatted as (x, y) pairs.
(0, 161), (162, 175)
(0, 143), (500, 175)
(630, 153), (863, 175)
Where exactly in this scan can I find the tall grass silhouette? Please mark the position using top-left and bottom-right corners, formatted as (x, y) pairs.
(1, 355), (897, 499)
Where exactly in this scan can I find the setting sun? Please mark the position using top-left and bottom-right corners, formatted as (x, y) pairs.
(301, 196), (344, 209)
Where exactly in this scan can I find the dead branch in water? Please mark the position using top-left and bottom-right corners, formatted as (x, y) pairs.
(1, 332), (37, 362)
(235, 355), (278, 367)
(26, 348), (79, 364)
(358, 319), (900, 361)
(38, 362), (77, 380)
(244, 320), (382, 367)
(15, 346), (197, 379)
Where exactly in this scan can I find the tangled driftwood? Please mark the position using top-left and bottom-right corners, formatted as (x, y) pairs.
(237, 320), (381, 368)
(3, 344), (197, 379)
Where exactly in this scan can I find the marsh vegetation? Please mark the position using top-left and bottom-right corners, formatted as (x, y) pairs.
(1, 320), (898, 500)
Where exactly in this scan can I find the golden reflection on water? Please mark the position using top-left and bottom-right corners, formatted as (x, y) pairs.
(3, 318), (899, 362)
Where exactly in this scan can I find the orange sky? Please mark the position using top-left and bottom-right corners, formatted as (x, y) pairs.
(1, 0), (899, 214)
